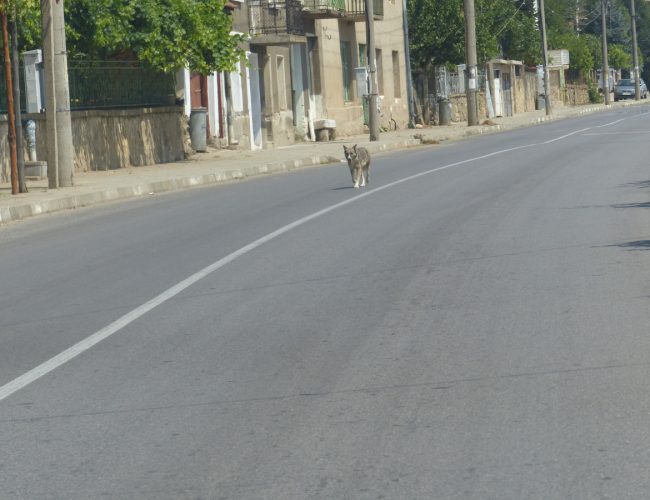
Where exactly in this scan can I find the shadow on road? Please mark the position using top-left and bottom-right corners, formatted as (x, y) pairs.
(611, 202), (650, 209)
(610, 240), (650, 250)
(622, 180), (650, 189)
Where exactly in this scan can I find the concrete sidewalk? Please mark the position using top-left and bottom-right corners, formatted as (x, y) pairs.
(1, 100), (646, 225)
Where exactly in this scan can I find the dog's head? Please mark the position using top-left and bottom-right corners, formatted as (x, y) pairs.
(343, 144), (358, 163)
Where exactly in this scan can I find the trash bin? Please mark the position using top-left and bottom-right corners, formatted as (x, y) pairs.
(189, 107), (207, 152)
(536, 95), (546, 110)
(438, 99), (452, 126)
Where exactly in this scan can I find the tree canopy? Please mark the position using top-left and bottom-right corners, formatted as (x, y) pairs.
(407, 0), (540, 72)
(15, 0), (244, 74)
(407, 0), (650, 80)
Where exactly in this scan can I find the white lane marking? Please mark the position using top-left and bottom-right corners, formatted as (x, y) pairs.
(0, 115), (633, 402)
(583, 131), (650, 136)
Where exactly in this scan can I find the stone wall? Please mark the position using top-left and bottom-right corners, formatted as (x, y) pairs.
(0, 106), (185, 173)
(447, 92), (488, 123)
(565, 84), (590, 106)
(514, 72), (537, 113)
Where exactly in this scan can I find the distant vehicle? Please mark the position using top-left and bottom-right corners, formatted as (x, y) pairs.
(614, 78), (648, 101)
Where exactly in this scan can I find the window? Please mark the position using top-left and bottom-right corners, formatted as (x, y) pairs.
(392, 50), (401, 98)
(276, 55), (287, 110)
(358, 44), (366, 67)
(340, 41), (352, 102)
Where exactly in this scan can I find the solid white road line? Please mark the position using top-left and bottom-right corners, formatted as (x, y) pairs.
(0, 114), (633, 402)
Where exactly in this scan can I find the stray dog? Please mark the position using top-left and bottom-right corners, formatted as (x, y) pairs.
(343, 144), (371, 188)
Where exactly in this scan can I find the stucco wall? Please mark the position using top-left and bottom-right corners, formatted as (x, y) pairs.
(0, 106), (185, 173)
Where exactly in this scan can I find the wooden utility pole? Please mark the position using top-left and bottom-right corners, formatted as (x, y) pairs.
(463, 0), (479, 126)
(538, 0), (552, 115)
(10, 12), (26, 192)
(365, 0), (380, 141)
(602, 0), (610, 105)
(630, 0), (640, 100)
(1, 7), (18, 195)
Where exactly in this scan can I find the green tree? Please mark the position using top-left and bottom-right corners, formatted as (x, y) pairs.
(11, 0), (244, 74)
(608, 44), (632, 70)
(407, 0), (539, 72)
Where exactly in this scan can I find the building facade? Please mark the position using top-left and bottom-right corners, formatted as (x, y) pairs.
(179, 0), (410, 150)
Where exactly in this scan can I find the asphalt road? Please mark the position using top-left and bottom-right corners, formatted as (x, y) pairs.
(1, 108), (650, 499)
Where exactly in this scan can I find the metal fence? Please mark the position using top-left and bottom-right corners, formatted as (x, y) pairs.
(0, 61), (175, 113)
(0, 65), (27, 112)
(434, 65), (486, 99)
(67, 61), (176, 110)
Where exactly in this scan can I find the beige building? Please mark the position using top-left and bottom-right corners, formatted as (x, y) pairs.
(180, 0), (410, 150)
(309, 0), (410, 137)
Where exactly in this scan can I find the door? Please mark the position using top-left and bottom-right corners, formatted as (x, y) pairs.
(190, 73), (211, 137)
(493, 69), (503, 117)
(502, 72), (512, 117)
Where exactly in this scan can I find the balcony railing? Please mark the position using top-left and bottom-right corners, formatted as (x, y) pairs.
(301, 0), (345, 16)
(301, 0), (383, 18)
(249, 0), (305, 36)
(343, 0), (383, 17)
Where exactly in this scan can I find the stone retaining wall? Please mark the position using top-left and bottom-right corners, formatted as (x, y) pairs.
(0, 106), (186, 174)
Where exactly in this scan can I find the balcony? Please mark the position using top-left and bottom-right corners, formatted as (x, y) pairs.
(301, 0), (383, 20)
(249, 0), (306, 45)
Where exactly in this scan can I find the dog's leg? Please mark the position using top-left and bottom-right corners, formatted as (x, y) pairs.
(353, 168), (360, 188)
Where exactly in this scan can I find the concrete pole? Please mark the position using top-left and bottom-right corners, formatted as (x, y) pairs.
(630, 0), (640, 100)
(41, 0), (58, 188)
(538, 0), (552, 115)
(365, 0), (380, 141)
(52, 0), (74, 186)
(602, 0), (610, 105)
(401, 0), (415, 128)
(463, 0), (479, 126)
(41, 0), (74, 188)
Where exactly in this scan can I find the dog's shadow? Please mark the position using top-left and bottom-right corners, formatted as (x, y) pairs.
(332, 186), (356, 191)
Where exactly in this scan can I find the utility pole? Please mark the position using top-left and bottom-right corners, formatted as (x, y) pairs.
(10, 11), (26, 193)
(365, 0), (380, 140)
(41, 0), (75, 188)
(538, 0), (552, 115)
(402, 0), (415, 128)
(602, 0), (610, 105)
(630, 0), (640, 100)
(1, 7), (18, 195)
(463, 0), (479, 126)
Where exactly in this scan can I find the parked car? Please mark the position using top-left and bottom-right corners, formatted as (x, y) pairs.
(614, 78), (648, 100)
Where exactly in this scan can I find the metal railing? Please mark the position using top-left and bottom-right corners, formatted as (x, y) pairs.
(301, 0), (346, 13)
(339, 0), (383, 17)
(67, 61), (176, 110)
(0, 65), (27, 112)
(1, 61), (176, 112)
(249, 0), (305, 36)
